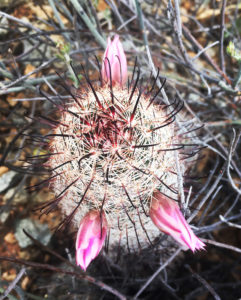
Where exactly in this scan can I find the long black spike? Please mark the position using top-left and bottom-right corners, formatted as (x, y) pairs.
(51, 160), (72, 171)
(150, 116), (176, 132)
(164, 100), (184, 123)
(39, 89), (83, 122)
(125, 226), (131, 254)
(122, 184), (137, 209)
(131, 57), (138, 85)
(39, 88), (64, 110)
(70, 61), (82, 86)
(157, 145), (184, 152)
(131, 165), (150, 176)
(128, 68), (140, 104)
(54, 177), (93, 232)
(105, 57), (114, 104)
(165, 97), (180, 117)
(94, 55), (103, 85)
(100, 190), (107, 239)
(78, 152), (95, 169)
(137, 210), (153, 246)
(138, 192), (149, 217)
(172, 143), (199, 147)
(26, 153), (62, 160)
(55, 71), (83, 109)
(25, 172), (62, 191)
(106, 166), (111, 184)
(122, 205), (135, 225)
(104, 229), (110, 254)
(180, 124), (205, 136)
(132, 143), (159, 149)
(147, 78), (166, 109)
(55, 176), (80, 199)
(4, 162), (48, 176)
(81, 64), (103, 109)
(37, 116), (69, 128)
(37, 196), (63, 216)
(133, 222), (141, 250)
(149, 68), (160, 94)
(116, 54), (123, 87)
(155, 176), (178, 194)
(157, 190), (179, 202)
(130, 79), (143, 123)
(44, 133), (74, 139)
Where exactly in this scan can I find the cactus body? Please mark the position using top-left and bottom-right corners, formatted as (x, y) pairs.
(47, 82), (183, 250)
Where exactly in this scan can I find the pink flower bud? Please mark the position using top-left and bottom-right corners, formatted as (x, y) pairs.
(150, 191), (205, 252)
(101, 35), (128, 86)
(75, 210), (108, 271)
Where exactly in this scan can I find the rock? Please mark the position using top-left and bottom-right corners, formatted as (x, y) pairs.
(0, 16), (8, 35)
(15, 218), (52, 248)
(3, 187), (28, 204)
(0, 171), (18, 193)
(0, 166), (9, 176)
(0, 210), (10, 223)
(188, 93), (200, 103)
(4, 232), (17, 244)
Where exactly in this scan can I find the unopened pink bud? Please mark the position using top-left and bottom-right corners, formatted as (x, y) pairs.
(150, 191), (205, 252)
(101, 35), (128, 86)
(75, 210), (108, 271)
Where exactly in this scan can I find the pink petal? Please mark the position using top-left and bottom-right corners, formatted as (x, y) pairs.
(75, 210), (108, 271)
(101, 35), (127, 86)
(150, 192), (205, 252)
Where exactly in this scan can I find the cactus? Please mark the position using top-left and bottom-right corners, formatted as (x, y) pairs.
(39, 35), (204, 270)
